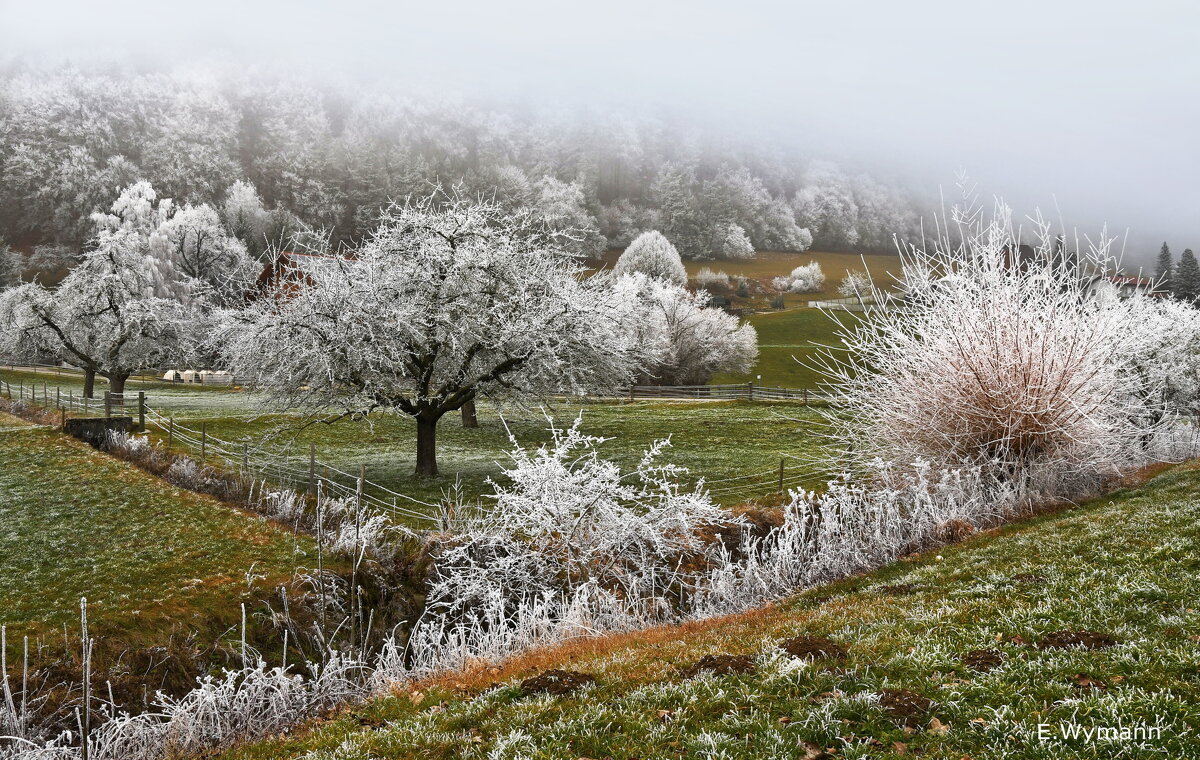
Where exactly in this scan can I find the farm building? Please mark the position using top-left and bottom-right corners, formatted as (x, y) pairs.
(1081, 274), (1156, 301)
(251, 251), (340, 301)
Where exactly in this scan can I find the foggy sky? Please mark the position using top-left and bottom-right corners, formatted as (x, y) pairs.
(2, 0), (1197, 264)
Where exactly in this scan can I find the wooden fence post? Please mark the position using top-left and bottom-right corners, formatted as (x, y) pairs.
(200, 423), (207, 463)
(137, 392), (145, 432)
(104, 391), (111, 419)
(167, 417), (174, 449)
(746, 381), (754, 401)
(56, 387), (61, 410)
(308, 444), (316, 498)
(803, 388), (808, 406)
(352, 463), (364, 649)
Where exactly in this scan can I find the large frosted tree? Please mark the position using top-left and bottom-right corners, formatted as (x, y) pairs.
(613, 273), (757, 385)
(221, 194), (641, 477)
(0, 235), (189, 398)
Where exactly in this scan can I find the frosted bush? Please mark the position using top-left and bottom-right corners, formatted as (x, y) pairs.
(837, 269), (872, 298)
(818, 196), (1179, 499)
(694, 267), (731, 289)
(424, 419), (731, 629)
(772, 262), (825, 293)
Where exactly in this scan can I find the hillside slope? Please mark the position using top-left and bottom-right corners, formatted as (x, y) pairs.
(0, 411), (313, 640)
(220, 464), (1200, 759)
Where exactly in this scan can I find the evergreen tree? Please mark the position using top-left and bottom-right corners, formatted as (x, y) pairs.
(1156, 242), (1173, 292)
(1175, 248), (1200, 303)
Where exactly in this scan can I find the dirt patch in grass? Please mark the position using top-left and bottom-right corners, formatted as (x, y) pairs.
(520, 669), (597, 696)
(1037, 630), (1117, 650)
(876, 688), (935, 724)
(780, 635), (847, 660)
(962, 649), (1006, 672)
(681, 654), (757, 678)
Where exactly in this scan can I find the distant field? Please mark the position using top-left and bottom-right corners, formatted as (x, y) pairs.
(596, 248), (902, 307)
(713, 308), (861, 388)
(0, 411), (315, 639)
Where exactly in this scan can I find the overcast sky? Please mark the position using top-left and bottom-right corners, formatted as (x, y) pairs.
(2, 0), (1196, 262)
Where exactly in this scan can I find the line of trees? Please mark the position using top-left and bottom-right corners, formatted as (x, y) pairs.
(0, 66), (928, 273)
(1154, 242), (1200, 302)
(0, 184), (758, 476)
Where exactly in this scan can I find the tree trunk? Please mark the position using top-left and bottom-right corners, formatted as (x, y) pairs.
(108, 373), (129, 405)
(415, 413), (440, 477)
(461, 397), (478, 428)
(83, 368), (96, 399)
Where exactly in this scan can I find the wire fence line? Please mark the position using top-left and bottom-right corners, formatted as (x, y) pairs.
(2, 362), (829, 404)
(621, 383), (829, 402)
(140, 405), (440, 524)
(3, 373), (833, 521)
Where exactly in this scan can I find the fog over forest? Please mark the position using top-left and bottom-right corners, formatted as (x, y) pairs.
(2, 0), (1197, 265)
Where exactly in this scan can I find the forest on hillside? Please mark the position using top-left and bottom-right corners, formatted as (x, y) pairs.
(0, 65), (927, 268)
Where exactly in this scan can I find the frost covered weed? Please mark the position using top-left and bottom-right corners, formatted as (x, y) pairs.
(388, 424), (1020, 689)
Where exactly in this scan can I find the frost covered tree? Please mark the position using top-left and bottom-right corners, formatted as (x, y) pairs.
(612, 230), (687, 285)
(89, 181), (252, 306)
(0, 235), (190, 397)
(613, 273), (757, 385)
(837, 269), (872, 298)
(222, 179), (273, 257)
(532, 176), (605, 257)
(793, 162), (860, 250)
(160, 203), (255, 305)
(1155, 242), (1173, 293)
(0, 239), (19, 287)
(89, 181), (188, 301)
(1175, 248), (1200, 303)
(820, 198), (1162, 499)
(221, 194), (641, 477)
(717, 223), (755, 259)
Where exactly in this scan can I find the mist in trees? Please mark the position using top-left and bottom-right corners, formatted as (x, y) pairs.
(0, 66), (928, 271)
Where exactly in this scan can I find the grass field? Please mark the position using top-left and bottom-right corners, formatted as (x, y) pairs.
(713, 308), (859, 388)
(218, 462), (1200, 760)
(0, 368), (837, 517)
(162, 400), (834, 515)
(0, 411), (317, 641)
